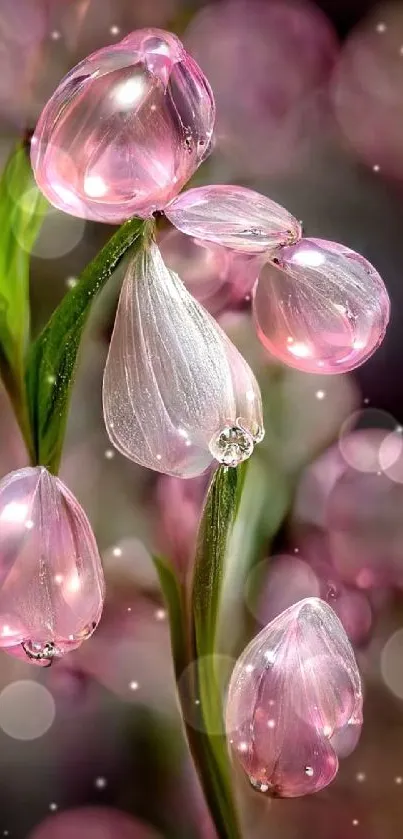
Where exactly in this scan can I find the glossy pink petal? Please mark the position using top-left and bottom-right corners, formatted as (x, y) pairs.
(31, 28), (215, 222)
(226, 597), (363, 797)
(103, 242), (264, 477)
(253, 238), (390, 373)
(159, 228), (259, 315)
(0, 467), (104, 665)
(165, 185), (301, 253)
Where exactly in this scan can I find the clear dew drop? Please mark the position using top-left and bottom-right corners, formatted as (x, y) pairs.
(305, 765), (314, 777)
(249, 776), (270, 794)
(209, 424), (254, 467)
(22, 640), (59, 665)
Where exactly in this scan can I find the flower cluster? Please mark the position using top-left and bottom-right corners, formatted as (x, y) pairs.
(0, 27), (366, 797)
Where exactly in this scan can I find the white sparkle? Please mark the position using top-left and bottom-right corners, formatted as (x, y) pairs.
(51, 30), (61, 40)
(49, 803), (58, 812)
(238, 741), (248, 753)
(65, 276), (78, 289)
(315, 390), (326, 400)
(155, 608), (166, 621)
(105, 449), (115, 460)
(264, 649), (276, 664)
(129, 681), (139, 691)
(245, 664), (254, 674)
(25, 520), (34, 530)
(95, 777), (107, 789)
(267, 719), (276, 729)
(54, 574), (63, 585)
(287, 340), (312, 359)
(395, 776), (403, 784)
(376, 22), (386, 33)
(352, 819), (359, 827)
(46, 374), (56, 385)
(373, 164), (380, 173)
(356, 771), (366, 782)
(156, 454), (162, 461)
(84, 175), (108, 198)
(112, 546), (122, 557)
(110, 25), (120, 36)
(115, 77), (145, 108)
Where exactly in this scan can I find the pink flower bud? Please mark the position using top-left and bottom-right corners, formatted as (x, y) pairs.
(253, 238), (390, 373)
(103, 242), (264, 477)
(165, 184), (301, 253)
(31, 29), (215, 222)
(226, 597), (363, 798)
(0, 467), (104, 665)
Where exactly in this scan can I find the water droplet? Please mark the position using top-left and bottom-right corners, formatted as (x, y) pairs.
(209, 425), (254, 467)
(249, 776), (270, 793)
(305, 765), (314, 777)
(22, 640), (59, 666)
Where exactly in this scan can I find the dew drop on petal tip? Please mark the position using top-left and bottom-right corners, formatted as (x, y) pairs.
(0, 467), (105, 665)
(226, 597), (363, 797)
(253, 238), (390, 374)
(209, 424), (255, 467)
(30, 29), (215, 222)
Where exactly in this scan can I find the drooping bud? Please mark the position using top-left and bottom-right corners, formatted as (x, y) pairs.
(103, 242), (264, 477)
(0, 467), (104, 665)
(226, 597), (363, 797)
(31, 29), (215, 222)
(253, 238), (390, 373)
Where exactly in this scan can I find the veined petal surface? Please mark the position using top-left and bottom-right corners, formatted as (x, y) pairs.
(0, 467), (104, 664)
(103, 242), (263, 477)
(226, 597), (363, 797)
(165, 184), (301, 253)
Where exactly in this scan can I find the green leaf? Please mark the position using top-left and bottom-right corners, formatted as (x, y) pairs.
(0, 144), (48, 456)
(189, 464), (247, 839)
(26, 215), (149, 473)
(152, 554), (189, 682)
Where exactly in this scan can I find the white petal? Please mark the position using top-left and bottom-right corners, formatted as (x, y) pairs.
(103, 242), (263, 477)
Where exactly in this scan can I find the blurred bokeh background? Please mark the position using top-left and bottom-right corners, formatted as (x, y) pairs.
(1, 0), (403, 836)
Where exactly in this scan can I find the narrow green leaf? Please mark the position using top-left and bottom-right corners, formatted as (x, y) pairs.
(152, 555), (188, 682)
(188, 464), (247, 839)
(26, 215), (149, 473)
(0, 144), (47, 456)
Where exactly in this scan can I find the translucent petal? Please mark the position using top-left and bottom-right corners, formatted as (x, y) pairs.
(31, 29), (215, 222)
(226, 598), (363, 798)
(253, 238), (390, 373)
(0, 467), (105, 664)
(165, 184), (302, 253)
(103, 242), (263, 477)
